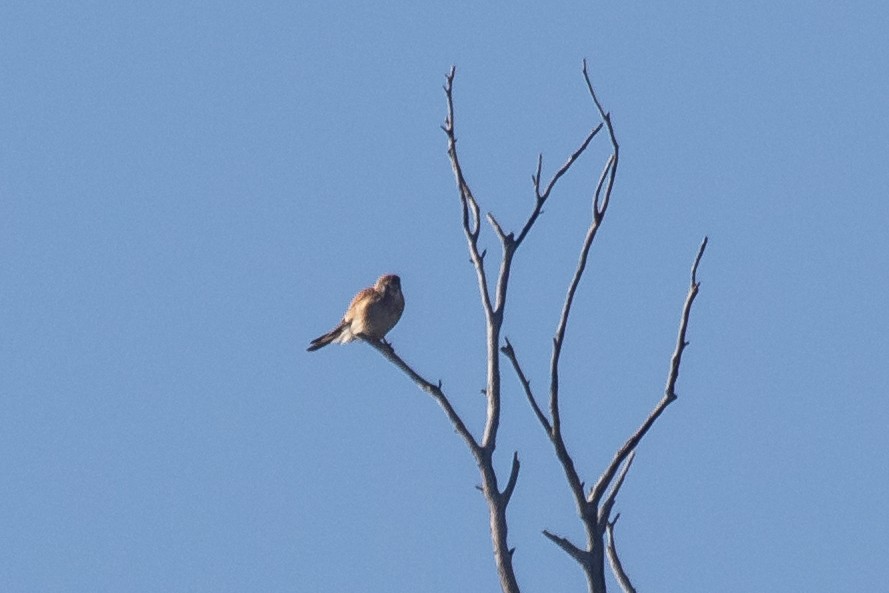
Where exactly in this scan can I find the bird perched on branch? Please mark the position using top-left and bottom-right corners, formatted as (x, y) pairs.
(307, 274), (404, 352)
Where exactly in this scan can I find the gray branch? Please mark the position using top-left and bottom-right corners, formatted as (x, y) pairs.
(542, 61), (619, 534)
(597, 452), (636, 527)
(666, 236), (709, 399)
(441, 66), (521, 593)
(605, 515), (637, 593)
(542, 530), (589, 565)
(361, 61), (707, 593)
(361, 337), (480, 455)
(502, 451), (521, 505)
(515, 124), (603, 248)
(589, 237), (708, 508)
(443, 66), (494, 318)
(501, 338), (552, 435)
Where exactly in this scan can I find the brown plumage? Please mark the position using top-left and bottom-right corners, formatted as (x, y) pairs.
(307, 274), (404, 352)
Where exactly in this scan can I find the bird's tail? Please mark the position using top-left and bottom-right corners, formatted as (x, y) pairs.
(307, 322), (347, 352)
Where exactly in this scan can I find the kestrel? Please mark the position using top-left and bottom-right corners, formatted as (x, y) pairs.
(307, 274), (405, 352)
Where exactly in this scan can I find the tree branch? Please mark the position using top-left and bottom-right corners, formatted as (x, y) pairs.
(361, 337), (481, 455)
(597, 451), (635, 527)
(549, 65), (619, 443)
(443, 66), (494, 317)
(549, 170), (607, 435)
(441, 66), (521, 593)
(501, 338), (552, 435)
(501, 451), (521, 505)
(666, 236), (708, 399)
(589, 237), (708, 507)
(582, 59), (619, 218)
(519, 65), (617, 572)
(605, 514), (637, 593)
(547, 62), (620, 445)
(487, 211), (508, 243)
(515, 124), (603, 248)
(542, 530), (589, 565)
(443, 66), (507, 453)
(425, 61), (703, 593)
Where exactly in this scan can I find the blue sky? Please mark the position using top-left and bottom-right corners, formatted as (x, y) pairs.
(2, 1), (888, 592)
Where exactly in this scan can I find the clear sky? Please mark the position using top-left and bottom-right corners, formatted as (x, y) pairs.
(2, 1), (888, 592)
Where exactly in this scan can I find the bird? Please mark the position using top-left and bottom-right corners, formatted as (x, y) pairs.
(307, 274), (405, 352)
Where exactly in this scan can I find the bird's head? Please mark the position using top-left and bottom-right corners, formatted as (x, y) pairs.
(376, 274), (401, 296)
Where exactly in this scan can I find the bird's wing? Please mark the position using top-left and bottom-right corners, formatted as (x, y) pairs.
(344, 286), (380, 321)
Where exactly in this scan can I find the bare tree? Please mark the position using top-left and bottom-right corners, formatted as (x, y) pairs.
(362, 61), (708, 593)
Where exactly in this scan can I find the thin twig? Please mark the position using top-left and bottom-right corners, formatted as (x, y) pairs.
(582, 59), (619, 218)
(590, 394), (669, 509)
(549, 162), (609, 435)
(361, 337), (480, 455)
(487, 212), (507, 243)
(442, 66), (494, 317)
(443, 66), (505, 450)
(589, 237), (708, 507)
(441, 68), (521, 593)
(530, 64), (617, 551)
(501, 338), (552, 435)
(597, 452), (635, 526)
(605, 515), (637, 593)
(591, 154), (615, 222)
(502, 451), (521, 505)
(542, 530), (589, 565)
(538, 125), (603, 201)
(549, 64), (619, 442)
(515, 124), (603, 248)
(666, 236), (708, 399)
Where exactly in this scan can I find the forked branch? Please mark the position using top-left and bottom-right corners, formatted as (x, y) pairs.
(501, 62), (708, 593)
(598, 452), (635, 527)
(443, 66), (494, 318)
(549, 61), (620, 438)
(441, 66), (521, 593)
(363, 61), (706, 593)
(516, 124), (603, 248)
(589, 236), (708, 508)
